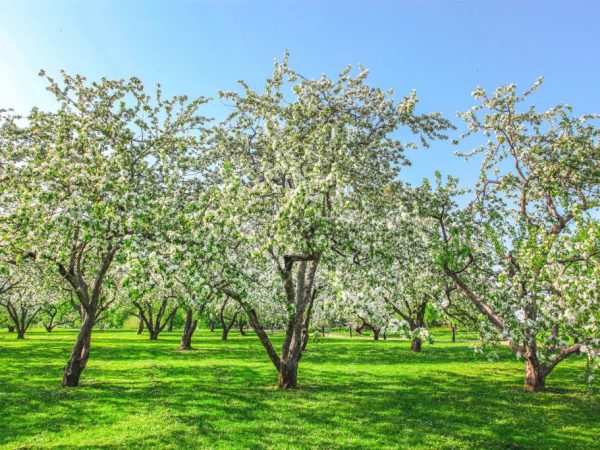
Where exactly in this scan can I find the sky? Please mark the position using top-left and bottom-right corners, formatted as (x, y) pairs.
(1, 0), (599, 187)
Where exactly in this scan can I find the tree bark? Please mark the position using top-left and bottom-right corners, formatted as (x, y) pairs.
(180, 308), (197, 350)
(239, 322), (246, 336)
(373, 329), (380, 341)
(221, 327), (230, 341)
(524, 357), (546, 392)
(411, 337), (422, 352)
(223, 253), (320, 389)
(278, 360), (298, 389)
(62, 312), (94, 387)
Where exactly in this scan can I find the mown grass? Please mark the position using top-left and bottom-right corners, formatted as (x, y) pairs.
(0, 328), (598, 449)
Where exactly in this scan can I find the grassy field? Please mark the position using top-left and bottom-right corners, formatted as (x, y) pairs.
(0, 328), (598, 449)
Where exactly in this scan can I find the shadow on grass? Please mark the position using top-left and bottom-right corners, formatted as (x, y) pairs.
(0, 329), (597, 449)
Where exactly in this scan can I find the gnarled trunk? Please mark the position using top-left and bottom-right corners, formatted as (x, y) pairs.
(180, 308), (197, 350)
(63, 312), (94, 387)
(278, 361), (298, 389)
(524, 357), (546, 392)
(225, 253), (320, 389)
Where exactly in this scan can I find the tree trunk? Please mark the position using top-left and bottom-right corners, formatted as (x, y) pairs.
(167, 314), (175, 332)
(209, 320), (215, 332)
(349, 325), (353, 337)
(221, 327), (229, 341)
(150, 330), (159, 340)
(239, 322), (246, 336)
(8, 325), (15, 333)
(301, 328), (309, 351)
(451, 324), (456, 343)
(373, 329), (380, 341)
(16, 327), (25, 339)
(180, 309), (196, 350)
(136, 314), (144, 335)
(278, 361), (298, 389)
(62, 313), (94, 387)
(524, 358), (546, 392)
(411, 337), (422, 352)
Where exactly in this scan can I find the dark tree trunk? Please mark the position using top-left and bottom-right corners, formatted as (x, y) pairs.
(3, 301), (41, 340)
(219, 297), (240, 342)
(301, 328), (309, 351)
(62, 312), (94, 387)
(224, 254), (320, 389)
(411, 337), (422, 352)
(43, 307), (58, 333)
(451, 323), (456, 343)
(7, 326), (15, 333)
(209, 320), (215, 332)
(136, 314), (144, 335)
(278, 361), (298, 389)
(167, 314), (175, 332)
(349, 325), (353, 337)
(524, 357), (546, 392)
(221, 327), (230, 341)
(133, 298), (177, 341)
(180, 308), (197, 350)
(383, 331), (387, 341)
(239, 322), (246, 336)
(373, 329), (380, 341)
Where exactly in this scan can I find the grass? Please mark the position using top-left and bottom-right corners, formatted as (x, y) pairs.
(0, 328), (598, 449)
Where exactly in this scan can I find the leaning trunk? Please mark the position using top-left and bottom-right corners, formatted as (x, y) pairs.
(136, 315), (144, 335)
(62, 313), (94, 387)
(180, 309), (196, 350)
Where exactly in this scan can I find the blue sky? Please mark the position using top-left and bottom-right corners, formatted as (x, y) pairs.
(1, 0), (599, 187)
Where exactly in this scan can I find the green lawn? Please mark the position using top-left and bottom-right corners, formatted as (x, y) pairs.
(0, 329), (598, 449)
